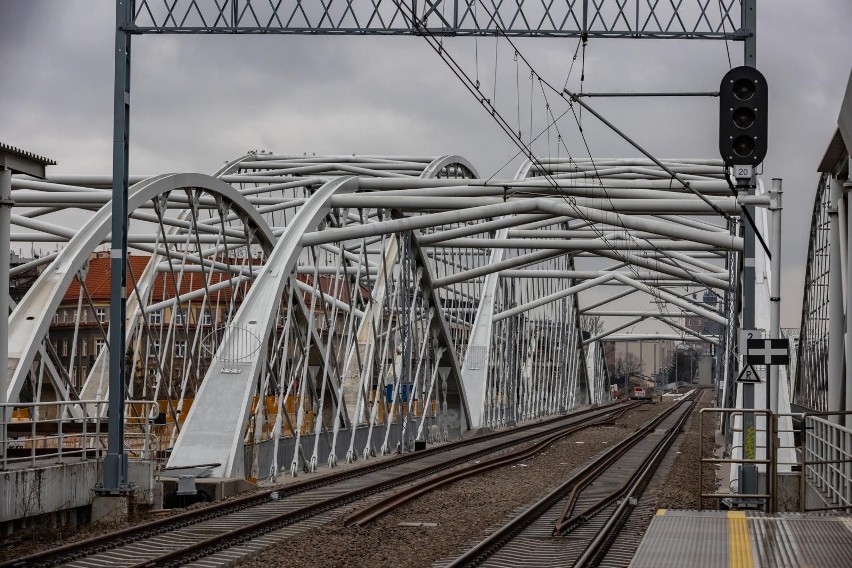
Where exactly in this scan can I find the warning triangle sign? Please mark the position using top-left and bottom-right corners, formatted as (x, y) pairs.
(737, 365), (762, 383)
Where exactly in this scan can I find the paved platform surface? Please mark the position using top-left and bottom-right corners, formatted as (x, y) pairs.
(630, 509), (852, 568)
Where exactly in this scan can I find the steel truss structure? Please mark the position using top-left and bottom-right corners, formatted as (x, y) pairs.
(4, 153), (747, 481)
(796, 152), (851, 424)
(130, 0), (743, 38)
(91, 0), (754, 489)
(796, 173), (832, 412)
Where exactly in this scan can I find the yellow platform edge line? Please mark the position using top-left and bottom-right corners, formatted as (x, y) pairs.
(728, 510), (754, 568)
(656, 509), (667, 516)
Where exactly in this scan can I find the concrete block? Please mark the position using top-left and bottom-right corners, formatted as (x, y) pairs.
(776, 472), (802, 512)
(91, 495), (128, 525)
(0, 460), (99, 524)
(127, 459), (156, 505)
(159, 476), (255, 502)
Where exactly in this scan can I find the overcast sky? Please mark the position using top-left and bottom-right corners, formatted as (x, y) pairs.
(1, 1), (850, 330)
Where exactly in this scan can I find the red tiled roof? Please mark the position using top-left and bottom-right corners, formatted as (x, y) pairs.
(63, 255), (151, 302)
(62, 255), (252, 303)
(63, 254), (370, 305)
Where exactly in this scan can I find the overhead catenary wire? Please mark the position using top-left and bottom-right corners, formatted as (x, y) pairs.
(539, 82), (678, 324)
(387, 0), (725, 342)
(508, 31), (698, 325)
(416, 0), (726, 288)
(410, 18), (708, 342)
(459, 1), (733, 226)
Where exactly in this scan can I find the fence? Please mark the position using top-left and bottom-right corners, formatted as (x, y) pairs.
(699, 408), (776, 511)
(1, 399), (158, 470)
(802, 414), (852, 510)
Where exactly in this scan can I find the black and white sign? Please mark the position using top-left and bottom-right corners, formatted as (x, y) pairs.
(736, 365), (762, 383)
(746, 338), (790, 365)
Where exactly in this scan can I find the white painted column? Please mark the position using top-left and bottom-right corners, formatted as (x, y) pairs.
(769, 179), (782, 413)
(460, 226), (508, 429)
(845, 174), (852, 429)
(828, 177), (844, 424)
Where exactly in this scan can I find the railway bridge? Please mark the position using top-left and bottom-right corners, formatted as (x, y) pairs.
(1, 135), (851, 564)
(1, 1), (852, 566)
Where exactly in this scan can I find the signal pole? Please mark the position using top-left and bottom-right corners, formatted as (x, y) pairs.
(741, 0), (759, 501)
(101, 0), (133, 494)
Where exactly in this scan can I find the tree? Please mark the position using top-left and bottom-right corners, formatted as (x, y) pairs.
(580, 315), (604, 336)
(613, 352), (643, 388)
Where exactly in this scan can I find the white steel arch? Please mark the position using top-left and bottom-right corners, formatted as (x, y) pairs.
(6, 173), (276, 405)
(168, 176), (358, 478)
(5, 152), (753, 486)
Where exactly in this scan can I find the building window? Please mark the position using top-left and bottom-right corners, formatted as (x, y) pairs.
(149, 340), (160, 356)
(81, 340), (88, 357)
(95, 338), (105, 354)
(53, 313), (59, 324)
(62, 339), (68, 356)
(81, 309), (88, 323)
(80, 366), (87, 383)
(53, 340), (58, 353)
(175, 340), (186, 358)
(173, 309), (185, 326)
(96, 308), (106, 323)
(62, 310), (68, 323)
(201, 308), (212, 326)
(150, 310), (162, 325)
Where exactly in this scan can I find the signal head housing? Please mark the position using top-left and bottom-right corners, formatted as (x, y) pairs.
(719, 66), (768, 168)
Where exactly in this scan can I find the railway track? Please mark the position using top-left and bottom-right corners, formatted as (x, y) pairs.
(343, 402), (641, 527)
(2, 401), (628, 568)
(440, 390), (699, 568)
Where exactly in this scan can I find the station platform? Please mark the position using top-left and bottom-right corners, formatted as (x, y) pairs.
(630, 509), (852, 568)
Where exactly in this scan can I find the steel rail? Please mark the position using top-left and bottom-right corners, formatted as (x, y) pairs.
(571, 394), (698, 567)
(443, 391), (700, 568)
(553, 393), (698, 535)
(343, 403), (643, 527)
(120, 405), (631, 568)
(0, 403), (622, 568)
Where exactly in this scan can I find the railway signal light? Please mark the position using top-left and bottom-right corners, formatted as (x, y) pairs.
(719, 66), (768, 168)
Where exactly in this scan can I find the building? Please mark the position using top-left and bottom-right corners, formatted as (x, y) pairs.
(44, 251), (365, 404)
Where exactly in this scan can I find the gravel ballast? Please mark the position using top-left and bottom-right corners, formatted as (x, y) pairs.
(2, 394), (718, 568)
(242, 399), (683, 568)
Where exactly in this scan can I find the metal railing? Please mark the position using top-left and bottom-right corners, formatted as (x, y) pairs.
(801, 412), (852, 511)
(698, 407), (852, 513)
(699, 407), (776, 511)
(1, 399), (158, 470)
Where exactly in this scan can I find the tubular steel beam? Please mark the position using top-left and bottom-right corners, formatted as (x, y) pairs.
(603, 334), (710, 342)
(583, 316), (648, 345)
(653, 315), (721, 346)
(610, 273), (728, 325)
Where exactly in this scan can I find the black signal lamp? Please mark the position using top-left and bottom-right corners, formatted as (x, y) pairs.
(733, 135), (755, 157)
(732, 107), (755, 129)
(719, 66), (768, 168)
(732, 77), (756, 100)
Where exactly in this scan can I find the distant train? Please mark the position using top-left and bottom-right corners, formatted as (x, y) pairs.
(629, 386), (653, 400)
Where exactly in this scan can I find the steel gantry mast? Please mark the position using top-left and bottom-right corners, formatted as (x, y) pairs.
(128, 0), (742, 38)
(102, 0), (752, 491)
